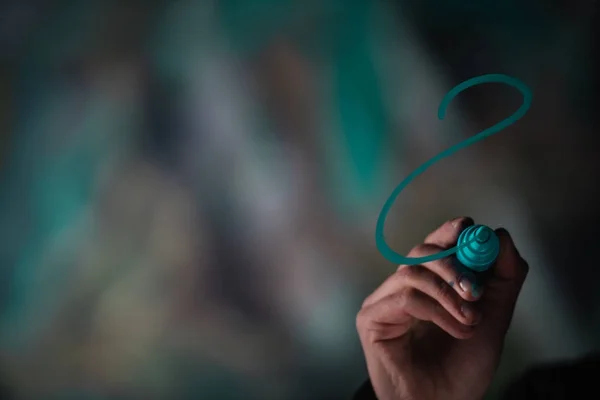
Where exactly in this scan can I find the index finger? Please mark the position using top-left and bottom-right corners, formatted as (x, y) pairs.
(424, 217), (474, 248)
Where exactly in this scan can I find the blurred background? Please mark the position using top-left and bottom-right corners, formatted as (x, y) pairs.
(1, 0), (599, 399)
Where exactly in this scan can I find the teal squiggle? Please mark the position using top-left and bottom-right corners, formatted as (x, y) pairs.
(375, 74), (532, 265)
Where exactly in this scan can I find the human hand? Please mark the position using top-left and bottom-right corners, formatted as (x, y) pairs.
(356, 217), (529, 400)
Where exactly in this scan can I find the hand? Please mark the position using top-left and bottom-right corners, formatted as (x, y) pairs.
(356, 217), (529, 400)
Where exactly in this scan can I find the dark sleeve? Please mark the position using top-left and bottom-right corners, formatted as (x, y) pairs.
(354, 353), (600, 400)
(501, 352), (600, 400)
(352, 379), (377, 400)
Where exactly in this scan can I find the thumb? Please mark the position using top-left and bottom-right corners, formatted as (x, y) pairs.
(492, 228), (529, 283)
(478, 228), (529, 336)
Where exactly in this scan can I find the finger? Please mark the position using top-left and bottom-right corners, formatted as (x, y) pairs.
(363, 265), (481, 326)
(398, 266), (481, 325)
(492, 228), (529, 285)
(424, 217), (474, 248)
(477, 228), (529, 337)
(362, 250), (448, 308)
(363, 244), (482, 306)
(357, 289), (475, 342)
(406, 244), (482, 301)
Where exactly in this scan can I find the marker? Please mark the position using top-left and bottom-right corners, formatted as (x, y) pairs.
(456, 224), (500, 272)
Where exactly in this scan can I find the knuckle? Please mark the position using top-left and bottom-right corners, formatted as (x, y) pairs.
(450, 216), (473, 228)
(364, 325), (384, 345)
(406, 244), (430, 258)
(361, 294), (374, 309)
(434, 256), (455, 273)
(355, 306), (387, 344)
(407, 243), (444, 261)
(395, 265), (418, 281)
(355, 308), (370, 332)
(397, 287), (415, 308)
(396, 263), (409, 273)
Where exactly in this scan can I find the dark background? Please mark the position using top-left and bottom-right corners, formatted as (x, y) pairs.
(1, 0), (599, 399)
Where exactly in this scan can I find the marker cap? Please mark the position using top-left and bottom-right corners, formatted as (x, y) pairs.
(456, 224), (499, 271)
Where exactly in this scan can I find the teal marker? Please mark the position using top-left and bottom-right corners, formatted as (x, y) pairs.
(456, 224), (500, 272)
(375, 74), (532, 271)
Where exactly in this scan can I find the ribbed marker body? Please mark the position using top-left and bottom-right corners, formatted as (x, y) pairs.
(456, 225), (499, 271)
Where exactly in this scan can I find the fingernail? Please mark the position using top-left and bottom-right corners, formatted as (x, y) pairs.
(460, 303), (481, 324)
(458, 275), (471, 292)
(458, 275), (481, 297)
(452, 217), (473, 229)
